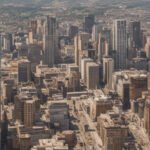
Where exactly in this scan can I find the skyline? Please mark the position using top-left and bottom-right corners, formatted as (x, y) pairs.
(1, 0), (150, 150)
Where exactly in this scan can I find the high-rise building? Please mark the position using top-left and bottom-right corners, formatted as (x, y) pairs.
(128, 21), (141, 59)
(74, 32), (90, 67)
(90, 97), (113, 120)
(66, 65), (81, 92)
(1, 111), (8, 150)
(86, 62), (99, 89)
(83, 14), (95, 33)
(103, 57), (114, 89)
(18, 59), (31, 83)
(113, 19), (127, 69)
(49, 100), (69, 130)
(67, 25), (78, 39)
(128, 21), (141, 49)
(43, 16), (58, 67)
(14, 95), (39, 127)
(97, 28), (112, 62)
(29, 20), (38, 37)
(148, 73), (150, 90)
(144, 98), (150, 137)
(0, 33), (13, 51)
(14, 95), (24, 123)
(97, 113), (129, 150)
(81, 58), (93, 83)
(98, 34), (109, 62)
(130, 76), (148, 100)
(24, 100), (36, 127)
(92, 24), (102, 42)
(145, 35), (150, 59)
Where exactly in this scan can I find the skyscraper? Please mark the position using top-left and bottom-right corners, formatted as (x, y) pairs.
(83, 14), (95, 33)
(86, 62), (99, 89)
(24, 100), (36, 127)
(18, 59), (31, 83)
(103, 57), (114, 89)
(43, 16), (58, 67)
(128, 21), (141, 59)
(1, 111), (8, 150)
(98, 34), (109, 63)
(81, 58), (93, 83)
(113, 19), (127, 69)
(74, 32), (90, 68)
(130, 76), (148, 100)
(128, 21), (141, 49)
(67, 25), (78, 39)
(144, 98), (150, 137)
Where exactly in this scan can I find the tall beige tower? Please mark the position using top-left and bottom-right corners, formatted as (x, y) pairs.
(144, 98), (150, 137)
(86, 62), (100, 89)
(24, 100), (36, 127)
(81, 58), (93, 83)
(103, 57), (114, 89)
(74, 32), (90, 68)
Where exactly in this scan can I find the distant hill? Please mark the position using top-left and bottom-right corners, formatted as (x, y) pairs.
(0, 0), (150, 7)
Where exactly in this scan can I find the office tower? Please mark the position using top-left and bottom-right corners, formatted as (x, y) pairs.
(14, 95), (39, 126)
(92, 24), (102, 42)
(24, 100), (36, 127)
(98, 34), (109, 62)
(0, 33), (13, 51)
(145, 35), (150, 59)
(1, 111), (8, 150)
(103, 57), (114, 89)
(98, 29), (112, 62)
(83, 14), (95, 33)
(74, 32), (90, 67)
(121, 82), (130, 110)
(0, 33), (2, 51)
(29, 20), (38, 37)
(128, 21), (141, 49)
(18, 45), (28, 57)
(148, 73), (150, 90)
(137, 98), (145, 118)
(2, 79), (15, 103)
(144, 98), (150, 137)
(18, 59), (31, 83)
(129, 57), (148, 71)
(141, 30), (147, 48)
(14, 95), (25, 123)
(86, 62), (99, 89)
(67, 25), (78, 39)
(113, 19), (127, 69)
(28, 44), (42, 65)
(66, 65), (81, 91)
(43, 16), (58, 67)
(130, 76), (148, 100)
(81, 58), (93, 83)
(128, 21), (141, 59)
(49, 101), (69, 130)
(28, 30), (33, 44)
(90, 97), (113, 120)
(97, 114), (129, 150)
